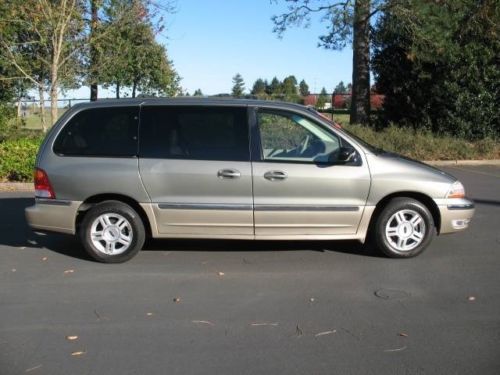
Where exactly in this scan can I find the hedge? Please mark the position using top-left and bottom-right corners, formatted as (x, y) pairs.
(0, 137), (42, 182)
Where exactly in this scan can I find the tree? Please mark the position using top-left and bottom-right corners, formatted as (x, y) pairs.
(268, 76), (282, 97)
(299, 79), (310, 96)
(272, 0), (388, 125)
(89, 0), (101, 101)
(193, 89), (203, 96)
(89, 0), (177, 100)
(372, 0), (499, 139)
(231, 73), (245, 98)
(316, 87), (329, 109)
(0, 60), (17, 136)
(251, 78), (267, 97)
(97, 0), (181, 98)
(334, 81), (348, 94)
(0, 0), (85, 126)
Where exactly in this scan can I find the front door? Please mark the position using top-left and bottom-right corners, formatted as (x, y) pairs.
(251, 108), (371, 237)
(139, 105), (253, 236)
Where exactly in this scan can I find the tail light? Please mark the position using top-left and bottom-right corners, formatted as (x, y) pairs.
(34, 168), (55, 199)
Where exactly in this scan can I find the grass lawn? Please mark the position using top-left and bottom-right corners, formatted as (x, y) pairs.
(21, 109), (67, 130)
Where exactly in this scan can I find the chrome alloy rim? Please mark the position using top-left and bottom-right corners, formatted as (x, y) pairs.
(90, 213), (133, 255)
(385, 209), (426, 251)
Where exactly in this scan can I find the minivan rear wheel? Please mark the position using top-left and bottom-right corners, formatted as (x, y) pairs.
(80, 201), (145, 263)
(373, 198), (435, 258)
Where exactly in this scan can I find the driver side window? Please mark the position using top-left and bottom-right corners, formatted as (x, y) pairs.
(258, 111), (340, 163)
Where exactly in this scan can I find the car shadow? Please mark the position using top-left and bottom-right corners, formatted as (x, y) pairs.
(0, 197), (91, 260)
(0, 197), (382, 261)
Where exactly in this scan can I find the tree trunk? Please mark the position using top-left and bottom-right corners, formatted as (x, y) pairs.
(116, 82), (120, 99)
(50, 66), (58, 126)
(350, 0), (371, 125)
(17, 97), (22, 119)
(132, 81), (137, 98)
(89, 0), (99, 101)
(39, 85), (47, 132)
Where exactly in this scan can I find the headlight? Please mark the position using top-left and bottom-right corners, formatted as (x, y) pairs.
(447, 181), (465, 199)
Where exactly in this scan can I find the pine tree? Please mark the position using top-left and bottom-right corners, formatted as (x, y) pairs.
(231, 73), (245, 98)
(316, 87), (329, 109)
(251, 78), (266, 96)
(334, 81), (347, 94)
(299, 79), (310, 96)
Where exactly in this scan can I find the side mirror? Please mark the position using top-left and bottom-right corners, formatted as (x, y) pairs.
(328, 146), (359, 165)
(337, 146), (357, 162)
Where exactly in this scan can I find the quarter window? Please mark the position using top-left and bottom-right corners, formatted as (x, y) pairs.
(139, 106), (249, 161)
(53, 107), (139, 157)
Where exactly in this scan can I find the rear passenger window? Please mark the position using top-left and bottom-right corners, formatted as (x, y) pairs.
(53, 107), (139, 157)
(140, 106), (249, 161)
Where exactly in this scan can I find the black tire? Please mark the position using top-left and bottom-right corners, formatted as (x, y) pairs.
(373, 197), (435, 258)
(79, 200), (145, 263)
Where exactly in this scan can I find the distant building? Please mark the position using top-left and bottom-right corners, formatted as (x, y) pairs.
(332, 94), (385, 110)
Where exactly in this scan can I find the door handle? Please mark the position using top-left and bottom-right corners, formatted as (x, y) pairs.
(217, 169), (241, 179)
(264, 170), (287, 181)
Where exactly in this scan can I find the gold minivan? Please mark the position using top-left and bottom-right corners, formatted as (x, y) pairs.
(26, 98), (474, 262)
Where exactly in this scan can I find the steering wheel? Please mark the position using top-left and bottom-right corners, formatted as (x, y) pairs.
(299, 134), (311, 154)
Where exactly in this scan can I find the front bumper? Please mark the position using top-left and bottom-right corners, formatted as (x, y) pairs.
(25, 199), (81, 234)
(435, 198), (475, 234)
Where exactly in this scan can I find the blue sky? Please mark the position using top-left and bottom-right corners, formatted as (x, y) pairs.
(70, 0), (353, 99)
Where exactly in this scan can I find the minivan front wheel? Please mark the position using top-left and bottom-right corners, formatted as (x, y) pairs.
(80, 201), (145, 263)
(374, 198), (435, 258)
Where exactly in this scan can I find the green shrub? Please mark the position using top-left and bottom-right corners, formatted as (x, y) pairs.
(342, 124), (499, 160)
(0, 137), (43, 182)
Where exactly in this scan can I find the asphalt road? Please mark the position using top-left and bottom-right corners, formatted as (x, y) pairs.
(1, 165), (499, 375)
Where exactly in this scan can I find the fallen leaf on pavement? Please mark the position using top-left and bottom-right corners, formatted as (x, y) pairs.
(25, 364), (42, 372)
(315, 330), (336, 337)
(66, 335), (78, 341)
(93, 309), (109, 321)
(64, 269), (74, 274)
(192, 320), (215, 326)
(71, 351), (85, 356)
(398, 332), (408, 337)
(250, 322), (278, 327)
(384, 346), (407, 352)
(296, 324), (303, 336)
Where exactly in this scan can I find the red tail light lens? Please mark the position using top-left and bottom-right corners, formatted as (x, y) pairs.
(34, 168), (55, 199)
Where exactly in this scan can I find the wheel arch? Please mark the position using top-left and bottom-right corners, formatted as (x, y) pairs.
(369, 191), (441, 235)
(76, 193), (152, 238)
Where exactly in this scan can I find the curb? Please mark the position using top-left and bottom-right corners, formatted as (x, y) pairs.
(424, 159), (500, 166)
(1, 160), (499, 192)
(0, 182), (34, 192)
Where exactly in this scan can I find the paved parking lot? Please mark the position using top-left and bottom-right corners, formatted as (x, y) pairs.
(1, 165), (499, 375)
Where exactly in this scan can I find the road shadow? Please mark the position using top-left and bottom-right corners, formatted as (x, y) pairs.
(0, 197), (380, 261)
(472, 198), (500, 207)
(0, 197), (90, 260)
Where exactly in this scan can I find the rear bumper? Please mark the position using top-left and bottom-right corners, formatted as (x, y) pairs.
(435, 198), (475, 234)
(25, 199), (81, 234)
